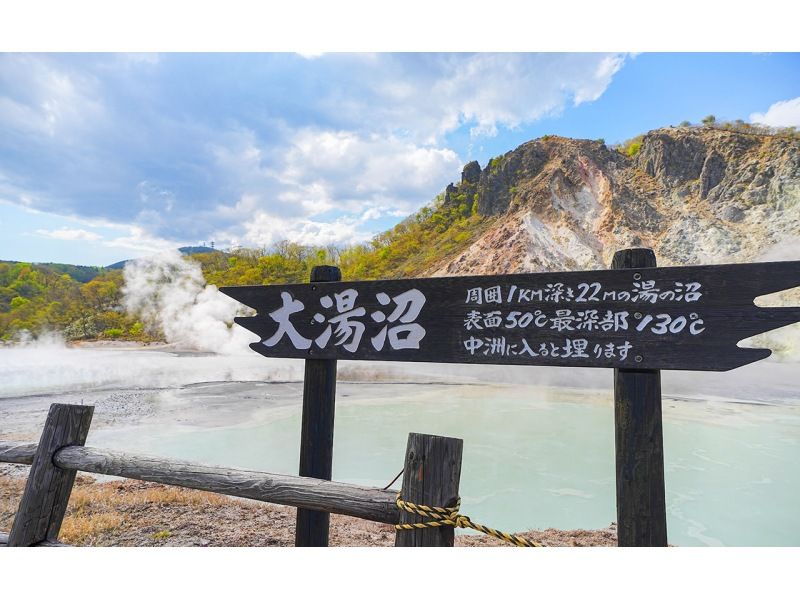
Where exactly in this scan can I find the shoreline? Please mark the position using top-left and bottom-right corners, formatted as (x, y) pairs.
(0, 473), (617, 547)
(3, 340), (799, 408)
(2, 344), (799, 546)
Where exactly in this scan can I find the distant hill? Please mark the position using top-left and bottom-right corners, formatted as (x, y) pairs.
(0, 260), (105, 283)
(106, 246), (221, 269)
(43, 263), (106, 283)
(1, 246), (225, 341)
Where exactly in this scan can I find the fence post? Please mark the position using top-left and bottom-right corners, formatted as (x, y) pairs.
(395, 433), (463, 547)
(8, 403), (94, 546)
(612, 248), (668, 546)
(295, 265), (341, 547)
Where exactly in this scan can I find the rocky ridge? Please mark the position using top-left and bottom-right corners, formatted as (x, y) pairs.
(430, 126), (800, 275)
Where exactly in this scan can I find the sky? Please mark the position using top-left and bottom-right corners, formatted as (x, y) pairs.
(1, 52), (799, 267)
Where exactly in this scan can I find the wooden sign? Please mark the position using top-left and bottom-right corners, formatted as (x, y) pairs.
(221, 260), (800, 371)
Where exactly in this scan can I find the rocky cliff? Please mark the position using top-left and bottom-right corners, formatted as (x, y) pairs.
(429, 126), (800, 276)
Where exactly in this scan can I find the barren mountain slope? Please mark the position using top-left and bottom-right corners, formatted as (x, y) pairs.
(428, 127), (799, 276)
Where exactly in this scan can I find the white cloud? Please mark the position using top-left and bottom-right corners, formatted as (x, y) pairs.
(102, 225), (181, 255)
(577, 55), (626, 103)
(35, 227), (102, 241)
(750, 97), (800, 128)
(296, 52), (326, 60)
(34, 221), (182, 256)
(239, 212), (372, 247)
(279, 129), (461, 213)
(1, 53), (627, 257)
(207, 127), (461, 245)
(360, 207), (382, 221)
(326, 53), (628, 142)
(138, 181), (176, 213)
(0, 54), (106, 138)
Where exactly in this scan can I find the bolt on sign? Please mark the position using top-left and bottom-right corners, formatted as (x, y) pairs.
(221, 260), (800, 372)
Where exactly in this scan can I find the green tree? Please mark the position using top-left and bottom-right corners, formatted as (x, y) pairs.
(10, 296), (29, 310)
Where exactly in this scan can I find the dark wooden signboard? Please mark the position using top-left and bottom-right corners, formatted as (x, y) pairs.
(221, 260), (800, 372)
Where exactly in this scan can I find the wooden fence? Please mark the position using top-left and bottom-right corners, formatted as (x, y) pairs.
(0, 403), (463, 547)
(6, 249), (793, 547)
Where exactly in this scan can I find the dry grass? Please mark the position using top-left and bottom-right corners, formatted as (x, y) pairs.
(60, 512), (127, 544)
(0, 474), (25, 533)
(60, 477), (235, 544)
(1, 473), (616, 547)
(0, 474), (268, 546)
(68, 478), (229, 511)
(55, 477), (226, 543)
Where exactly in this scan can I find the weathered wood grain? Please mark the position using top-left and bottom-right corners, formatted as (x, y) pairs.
(55, 445), (399, 524)
(0, 440), (400, 524)
(296, 265), (341, 547)
(612, 249), (668, 547)
(8, 403), (94, 546)
(0, 441), (36, 465)
(395, 433), (463, 547)
(222, 259), (800, 371)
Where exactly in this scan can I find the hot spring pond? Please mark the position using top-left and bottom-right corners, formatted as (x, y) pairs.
(87, 383), (800, 547)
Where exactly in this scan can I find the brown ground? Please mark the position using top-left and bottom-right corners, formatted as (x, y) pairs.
(0, 472), (616, 547)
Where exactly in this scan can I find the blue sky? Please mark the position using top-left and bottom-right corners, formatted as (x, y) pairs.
(1, 52), (798, 266)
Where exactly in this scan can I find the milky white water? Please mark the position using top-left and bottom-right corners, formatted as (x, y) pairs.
(1, 341), (799, 546)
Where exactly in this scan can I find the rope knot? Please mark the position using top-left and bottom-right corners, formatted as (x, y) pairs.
(394, 492), (544, 547)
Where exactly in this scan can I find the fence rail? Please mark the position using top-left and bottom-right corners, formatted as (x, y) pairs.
(0, 442), (36, 465)
(0, 405), (468, 547)
(0, 440), (399, 525)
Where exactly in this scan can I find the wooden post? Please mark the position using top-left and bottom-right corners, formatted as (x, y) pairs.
(295, 265), (341, 547)
(8, 403), (94, 546)
(612, 248), (668, 546)
(395, 433), (463, 547)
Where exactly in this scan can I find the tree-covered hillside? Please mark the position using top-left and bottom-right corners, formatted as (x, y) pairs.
(0, 262), (151, 342)
(0, 189), (492, 342)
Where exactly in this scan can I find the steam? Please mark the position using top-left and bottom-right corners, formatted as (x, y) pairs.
(741, 236), (800, 362)
(122, 250), (258, 354)
(117, 242), (798, 364)
(7, 329), (66, 346)
(753, 236), (800, 263)
(0, 341), (304, 399)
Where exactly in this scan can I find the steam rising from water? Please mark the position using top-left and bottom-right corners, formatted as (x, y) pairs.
(117, 247), (798, 363)
(743, 236), (800, 361)
(0, 247), (796, 399)
(122, 250), (258, 354)
(0, 338), (305, 399)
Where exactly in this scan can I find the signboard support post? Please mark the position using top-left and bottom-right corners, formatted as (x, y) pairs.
(295, 265), (341, 547)
(222, 250), (800, 548)
(612, 248), (668, 546)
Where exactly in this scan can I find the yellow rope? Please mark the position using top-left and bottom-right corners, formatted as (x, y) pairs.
(395, 494), (544, 547)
